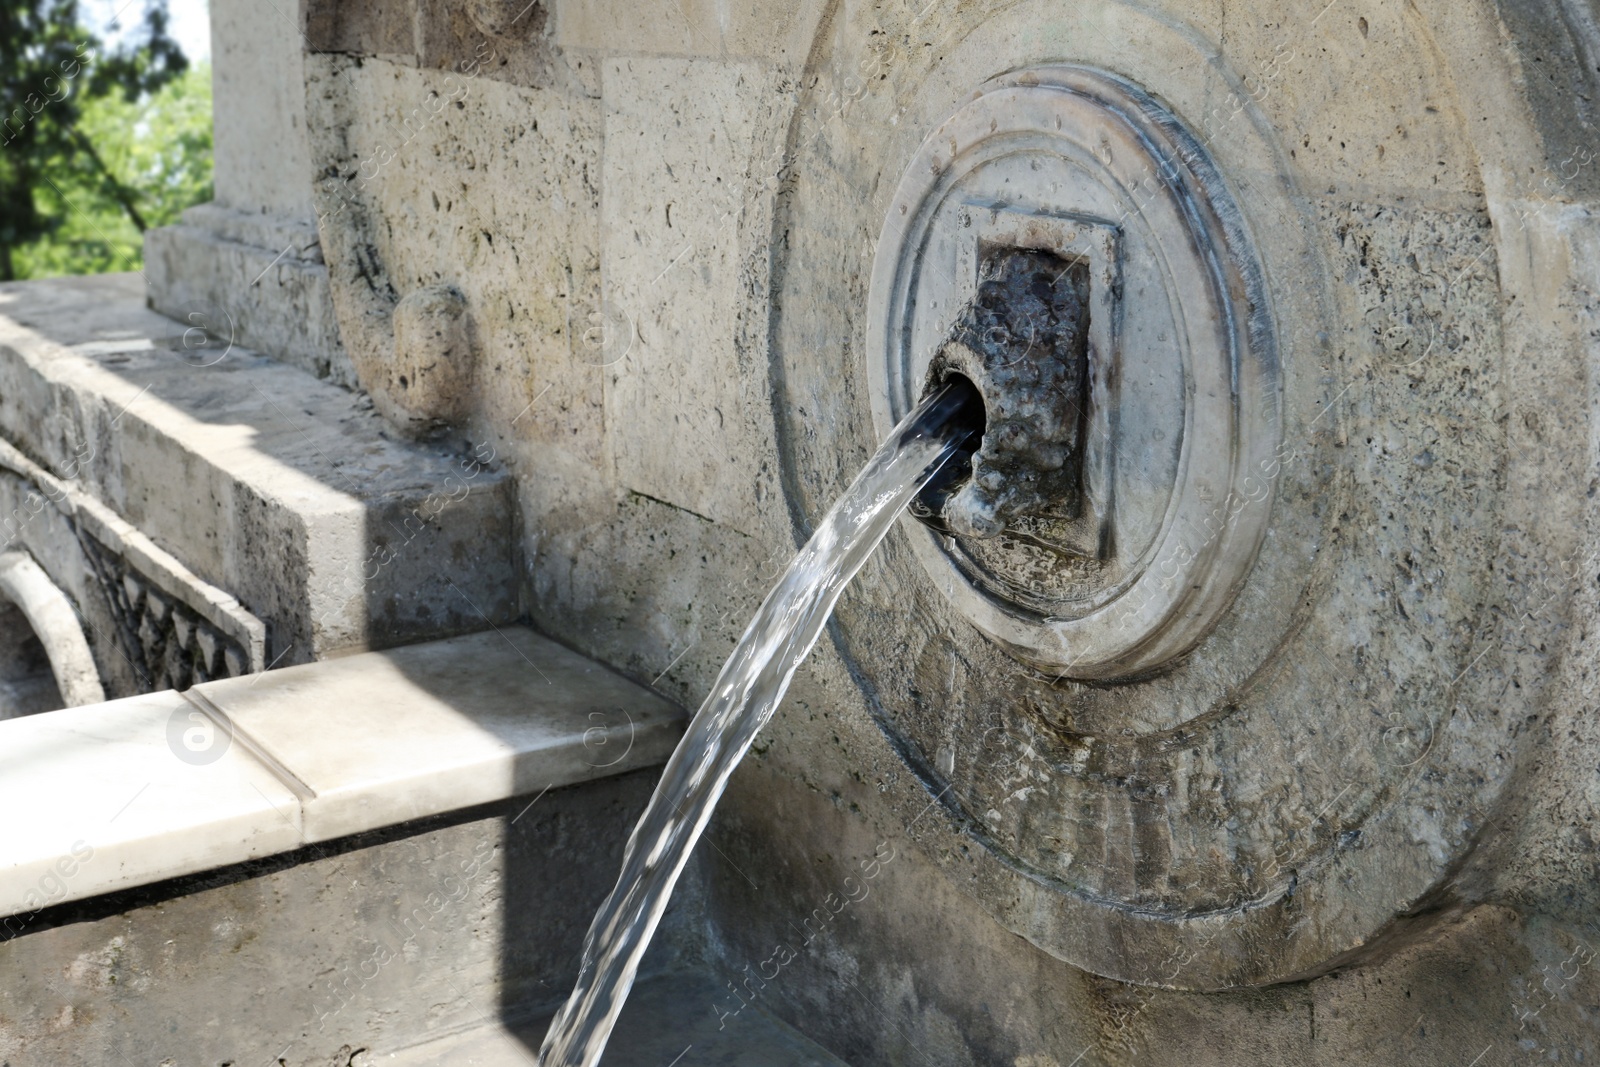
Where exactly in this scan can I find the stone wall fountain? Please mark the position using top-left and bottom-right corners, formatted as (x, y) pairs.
(3, 0), (1600, 1064)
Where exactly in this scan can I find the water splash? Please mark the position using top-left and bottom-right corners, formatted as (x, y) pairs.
(536, 382), (982, 1066)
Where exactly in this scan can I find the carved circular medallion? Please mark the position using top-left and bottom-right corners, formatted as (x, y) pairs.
(769, 2), (1526, 989)
(866, 66), (1279, 682)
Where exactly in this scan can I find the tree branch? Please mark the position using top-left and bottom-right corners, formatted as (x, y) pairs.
(65, 124), (146, 233)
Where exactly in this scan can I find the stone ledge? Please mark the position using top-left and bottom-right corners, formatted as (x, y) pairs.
(0, 626), (683, 922)
(0, 273), (517, 663)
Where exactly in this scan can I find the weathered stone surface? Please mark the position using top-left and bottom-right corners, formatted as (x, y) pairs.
(283, 0), (1600, 1053)
(190, 626), (684, 845)
(306, 54), (605, 447)
(303, 0), (416, 58)
(210, 0), (315, 220)
(304, 0), (570, 92)
(388, 971), (850, 1066)
(466, 0), (544, 42)
(551, 0), (824, 67)
(600, 55), (789, 535)
(926, 251), (1092, 540)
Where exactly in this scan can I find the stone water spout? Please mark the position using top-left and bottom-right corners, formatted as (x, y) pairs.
(911, 249), (1095, 547)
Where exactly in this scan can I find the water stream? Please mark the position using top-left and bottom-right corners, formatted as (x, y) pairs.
(536, 381), (982, 1066)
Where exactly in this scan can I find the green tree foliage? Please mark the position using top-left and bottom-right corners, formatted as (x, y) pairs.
(13, 62), (211, 277)
(0, 0), (204, 280)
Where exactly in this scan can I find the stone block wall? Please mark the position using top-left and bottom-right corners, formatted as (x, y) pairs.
(138, 0), (1600, 1060)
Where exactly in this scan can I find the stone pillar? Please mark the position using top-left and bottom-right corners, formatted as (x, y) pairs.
(142, 0), (347, 383)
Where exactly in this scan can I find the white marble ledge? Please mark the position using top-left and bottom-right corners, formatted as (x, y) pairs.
(0, 627), (685, 922)
(0, 690), (304, 925)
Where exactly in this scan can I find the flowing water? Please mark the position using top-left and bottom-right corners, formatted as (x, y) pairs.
(536, 381), (982, 1067)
